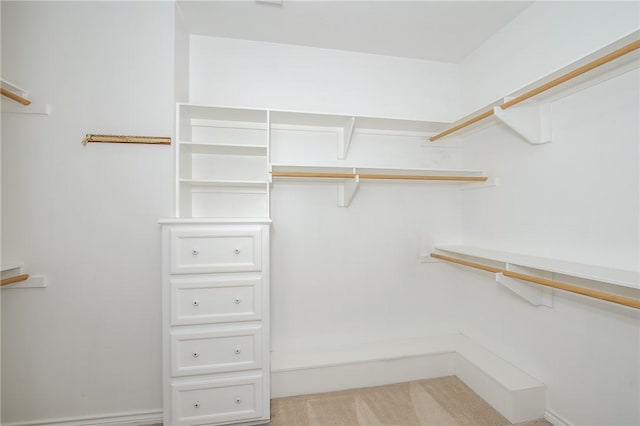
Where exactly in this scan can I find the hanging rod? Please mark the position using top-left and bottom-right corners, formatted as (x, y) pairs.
(430, 39), (640, 142)
(431, 253), (640, 309)
(271, 171), (487, 182)
(1, 88), (31, 106)
(82, 134), (171, 145)
(1, 274), (30, 286)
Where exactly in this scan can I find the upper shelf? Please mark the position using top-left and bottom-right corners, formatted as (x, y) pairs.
(434, 245), (639, 290)
(430, 32), (640, 144)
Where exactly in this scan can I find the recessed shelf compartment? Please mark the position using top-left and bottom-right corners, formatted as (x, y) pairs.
(177, 104), (270, 218)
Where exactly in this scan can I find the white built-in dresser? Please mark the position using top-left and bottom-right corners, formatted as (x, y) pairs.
(160, 105), (272, 426)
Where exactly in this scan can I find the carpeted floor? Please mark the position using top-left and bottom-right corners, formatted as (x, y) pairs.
(267, 376), (551, 426)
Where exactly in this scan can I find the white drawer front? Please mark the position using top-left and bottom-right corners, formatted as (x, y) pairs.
(171, 276), (262, 325)
(172, 374), (263, 426)
(170, 227), (262, 274)
(172, 325), (262, 377)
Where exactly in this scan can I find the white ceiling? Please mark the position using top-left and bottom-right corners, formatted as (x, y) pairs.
(177, 1), (533, 63)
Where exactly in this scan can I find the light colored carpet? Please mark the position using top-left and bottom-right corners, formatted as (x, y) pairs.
(268, 376), (550, 426)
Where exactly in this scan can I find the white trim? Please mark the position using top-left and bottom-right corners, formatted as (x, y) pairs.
(2, 410), (163, 426)
(545, 409), (573, 426)
(271, 334), (546, 423)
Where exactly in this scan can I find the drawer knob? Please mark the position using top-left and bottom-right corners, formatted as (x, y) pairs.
(194, 401), (200, 408)
(234, 348), (241, 355)
(192, 300), (200, 307)
(234, 298), (242, 305)
(192, 352), (199, 359)
(235, 397), (242, 405)
(234, 248), (240, 254)
(192, 249), (199, 256)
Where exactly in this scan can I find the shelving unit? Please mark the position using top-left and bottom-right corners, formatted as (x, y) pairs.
(176, 104), (269, 218)
(175, 104), (488, 215)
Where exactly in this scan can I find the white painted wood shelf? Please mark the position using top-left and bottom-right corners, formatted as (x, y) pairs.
(179, 142), (267, 156)
(434, 245), (639, 290)
(270, 164), (491, 207)
(430, 31), (640, 144)
(270, 163), (487, 179)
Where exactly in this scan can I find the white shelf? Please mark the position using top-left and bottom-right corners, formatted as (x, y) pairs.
(434, 245), (639, 290)
(179, 179), (267, 188)
(433, 31), (640, 144)
(178, 103), (267, 124)
(270, 163), (487, 178)
(1, 262), (23, 272)
(270, 110), (448, 134)
(179, 142), (267, 156)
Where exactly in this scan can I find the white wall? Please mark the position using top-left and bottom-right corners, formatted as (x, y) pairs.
(190, 36), (460, 123)
(189, 36), (467, 356)
(461, 1), (640, 115)
(457, 3), (640, 424)
(1, 2), (174, 424)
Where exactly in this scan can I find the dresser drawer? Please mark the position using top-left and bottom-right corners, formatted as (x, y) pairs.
(171, 374), (263, 426)
(171, 276), (262, 325)
(170, 227), (262, 274)
(171, 324), (262, 377)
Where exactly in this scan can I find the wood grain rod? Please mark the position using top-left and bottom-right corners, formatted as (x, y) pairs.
(429, 110), (495, 142)
(271, 172), (487, 182)
(1, 274), (30, 286)
(429, 39), (640, 142)
(83, 134), (171, 145)
(501, 40), (640, 109)
(431, 253), (640, 309)
(430, 253), (503, 273)
(1, 88), (31, 106)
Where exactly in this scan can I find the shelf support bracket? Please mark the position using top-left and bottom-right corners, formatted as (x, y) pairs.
(493, 100), (551, 145)
(338, 117), (356, 159)
(495, 264), (553, 307)
(337, 171), (359, 207)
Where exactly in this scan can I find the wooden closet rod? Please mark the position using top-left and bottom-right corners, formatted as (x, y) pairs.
(271, 171), (487, 182)
(429, 39), (640, 142)
(430, 253), (640, 309)
(1, 88), (31, 106)
(82, 134), (171, 145)
(1, 274), (30, 286)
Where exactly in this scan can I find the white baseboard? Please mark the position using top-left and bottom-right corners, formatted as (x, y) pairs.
(271, 334), (546, 423)
(272, 352), (455, 398)
(2, 409), (163, 426)
(545, 409), (573, 426)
